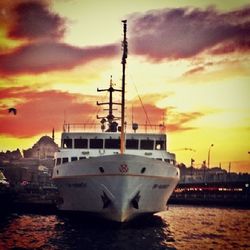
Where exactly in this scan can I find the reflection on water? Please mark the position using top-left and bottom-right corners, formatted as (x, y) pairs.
(0, 214), (58, 249)
(53, 215), (172, 250)
(0, 214), (171, 250)
(160, 206), (250, 250)
(0, 206), (249, 250)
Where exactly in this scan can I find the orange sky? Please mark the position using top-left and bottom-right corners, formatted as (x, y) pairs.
(0, 0), (249, 173)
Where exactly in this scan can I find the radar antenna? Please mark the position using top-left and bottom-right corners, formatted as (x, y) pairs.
(97, 75), (122, 132)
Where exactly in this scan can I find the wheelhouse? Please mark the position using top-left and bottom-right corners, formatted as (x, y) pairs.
(55, 132), (176, 166)
(61, 132), (166, 150)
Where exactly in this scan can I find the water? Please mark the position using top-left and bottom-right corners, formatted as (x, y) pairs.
(0, 205), (249, 250)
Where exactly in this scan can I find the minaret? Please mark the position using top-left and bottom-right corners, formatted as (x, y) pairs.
(52, 128), (55, 141)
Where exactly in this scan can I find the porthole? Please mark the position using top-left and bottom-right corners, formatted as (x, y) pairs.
(99, 167), (104, 173)
(71, 157), (78, 162)
(141, 167), (146, 174)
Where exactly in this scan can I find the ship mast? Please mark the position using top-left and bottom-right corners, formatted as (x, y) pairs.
(97, 76), (122, 132)
(96, 21), (127, 152)
(120, 20), (127, 155)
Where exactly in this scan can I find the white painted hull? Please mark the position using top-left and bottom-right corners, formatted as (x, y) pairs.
(53, 154), (179, 222)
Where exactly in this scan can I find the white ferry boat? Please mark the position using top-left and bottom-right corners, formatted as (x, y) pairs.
(52, 21), (180, 222)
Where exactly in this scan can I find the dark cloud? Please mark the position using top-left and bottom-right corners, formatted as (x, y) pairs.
(129, 6), (250, 60)
(210, 40), (250, 54)
(8, 1), (66, 40)
(0, 1), (119, 76)
(0, 42), (119, 75)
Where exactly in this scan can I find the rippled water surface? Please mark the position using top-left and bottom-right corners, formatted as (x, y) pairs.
(0, 205), (249, 250)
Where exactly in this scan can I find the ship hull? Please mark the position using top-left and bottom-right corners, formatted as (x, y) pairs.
(53, 154), (179, 222)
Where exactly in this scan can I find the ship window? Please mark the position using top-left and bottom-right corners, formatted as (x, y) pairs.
(90, 139), (103, 149)
(140, 139), (154, 150)
(56, 158), (61, 165)
(63, 139), (72, 148)
(79, 157), (86, 160)
(105, 139), (120, 149)
(71, 157), (78, 162)
(126, 139), (139, 149)
(62, 157), (68, 163)
(165, 159), (170, 163)
(156, 158), (162, 161)
(155, 140), (166, 150)
(75, 139), (88, 149)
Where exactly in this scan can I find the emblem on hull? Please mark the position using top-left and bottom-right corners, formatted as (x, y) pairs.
(119, 164), (128, 173)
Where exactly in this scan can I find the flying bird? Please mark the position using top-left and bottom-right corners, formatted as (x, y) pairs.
(8, 108), (17, 115)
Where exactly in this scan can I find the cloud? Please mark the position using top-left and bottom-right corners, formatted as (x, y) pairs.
(127, 97), (204, 132)
(8, 1), (66, 41)
(210, 40), (250, 55)
(183, 66), (205, 76)
(0, 42), (119, 75)
(0, 87), (205, 137)
(0, 1), (119, 76)
(129, 6), (250, 60)
(166, 111), (203, 131)
(0, 87), (97, 137)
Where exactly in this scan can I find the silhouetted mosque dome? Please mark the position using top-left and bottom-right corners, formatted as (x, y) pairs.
(23, 135), (58, 158)
(37, 136), (56, 145)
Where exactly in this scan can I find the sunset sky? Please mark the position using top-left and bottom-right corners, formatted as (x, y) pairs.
(0, 0), (249, 173)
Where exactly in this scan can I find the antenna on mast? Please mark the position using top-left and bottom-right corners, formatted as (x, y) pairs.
(131, 104), (138, 133)
(97, 75), (122, 132)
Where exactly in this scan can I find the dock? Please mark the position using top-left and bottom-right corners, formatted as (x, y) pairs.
(169, 181), (250, 208)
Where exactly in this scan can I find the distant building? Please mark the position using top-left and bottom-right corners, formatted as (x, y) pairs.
(0, 149), (22, 161)
(0, 136), (58, 185)
(206, 167), (227, 182)
(23, 136), (58, 159)
(177, 163), (249, 184)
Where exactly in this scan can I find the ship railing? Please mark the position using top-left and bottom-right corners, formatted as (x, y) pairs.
(63, 122), (167, 134)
